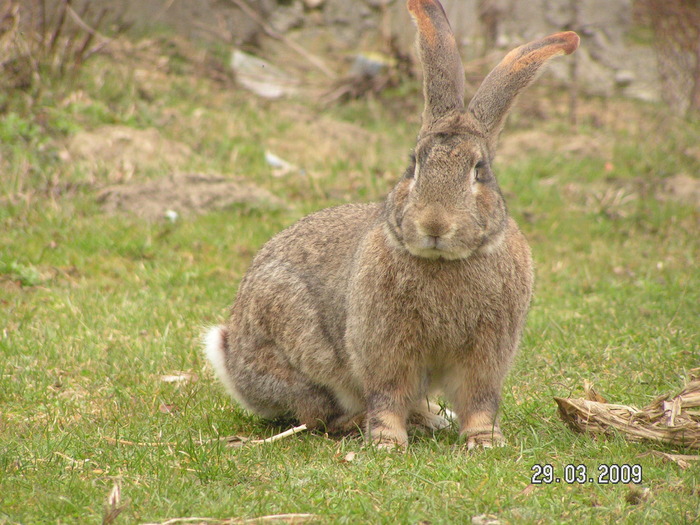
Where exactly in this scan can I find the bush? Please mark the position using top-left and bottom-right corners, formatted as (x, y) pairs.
(0, 0), (129, 104)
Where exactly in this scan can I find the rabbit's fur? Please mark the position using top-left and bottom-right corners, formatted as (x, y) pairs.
(205, 0), (579, 448)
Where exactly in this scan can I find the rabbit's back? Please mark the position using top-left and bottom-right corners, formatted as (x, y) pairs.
(224, 203), (382, 397)
(248, 202), (380, 285)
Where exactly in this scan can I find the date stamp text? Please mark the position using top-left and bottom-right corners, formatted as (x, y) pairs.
(531, 464), (643, 484)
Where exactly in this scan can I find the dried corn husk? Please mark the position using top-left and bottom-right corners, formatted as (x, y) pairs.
(555, 369), (700, 449)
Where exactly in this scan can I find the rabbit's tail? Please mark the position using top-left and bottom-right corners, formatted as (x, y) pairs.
(204, 325), (233, 391)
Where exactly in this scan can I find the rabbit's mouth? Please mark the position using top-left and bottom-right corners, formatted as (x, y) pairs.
(405, 235), (476, 260)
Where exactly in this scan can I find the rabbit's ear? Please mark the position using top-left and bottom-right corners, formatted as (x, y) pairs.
(408, 0), (465, 131)
(467, 31), (579, 148)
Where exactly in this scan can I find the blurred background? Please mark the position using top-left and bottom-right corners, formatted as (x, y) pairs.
(1, 3), (699, 522)
(2, 0), (698, 216)
(3, 0), (700, 115)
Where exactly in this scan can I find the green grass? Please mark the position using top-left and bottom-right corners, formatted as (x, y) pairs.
(1, 37), (699, 524)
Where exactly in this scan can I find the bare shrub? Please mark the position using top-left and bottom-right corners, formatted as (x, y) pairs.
(636, 0), (700, 115)
(0, 0), (129, 100)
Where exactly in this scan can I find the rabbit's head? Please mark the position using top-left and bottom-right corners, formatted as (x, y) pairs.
(385, 0), (579, 260)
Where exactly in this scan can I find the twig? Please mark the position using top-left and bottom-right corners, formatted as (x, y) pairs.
(73, 8), (107, 68)
(64, 2), (126, 63)
(194, 434), (251, 445)
(0, 3), (19, 54)
(82, 37), (117, 63)
(47, 0), (69, 56)
(227, 0), (336, 79)
(640, 450), (700, 469)
(65, 3), (110, 41)
(219, 424), (309, 447)
(246, 515), (316, 524)
(103, 483), (128, 525)
(103, 436), (177, 447)
(103, 424), (308, 449)
(141, 514), (317, 525)
(40, 0), (47, 48)
(53, 450), (87, 465)
(142, 517), (221, 525)
(248, 424), (308, 444)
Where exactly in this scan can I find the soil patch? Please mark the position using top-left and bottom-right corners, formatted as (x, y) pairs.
(97, 173), (285, 221)
(498, 129), (613, 165)
(658, 173), (700, 208)
(266, 111), (379, 170)
(66, 125), (192, 178)
(558, 173), (700, 219)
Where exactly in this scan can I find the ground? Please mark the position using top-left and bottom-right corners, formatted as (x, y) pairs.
(0, 29), (699, 525)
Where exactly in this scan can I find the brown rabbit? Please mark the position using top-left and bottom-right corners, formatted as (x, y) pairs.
(205, 0), (579, 449)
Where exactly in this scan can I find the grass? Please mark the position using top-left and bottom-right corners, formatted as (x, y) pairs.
(1, 34), (699, 524)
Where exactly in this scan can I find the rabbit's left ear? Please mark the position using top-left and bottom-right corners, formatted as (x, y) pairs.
(408, 0), (465, 132)
(467, 31), (580, 150)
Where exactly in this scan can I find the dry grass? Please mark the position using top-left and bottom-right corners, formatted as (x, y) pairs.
(556, 370), (700, 449)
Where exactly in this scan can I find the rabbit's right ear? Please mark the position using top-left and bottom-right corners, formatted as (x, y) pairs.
(408, 0), (465, 133)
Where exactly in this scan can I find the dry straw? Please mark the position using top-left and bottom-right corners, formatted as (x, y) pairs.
(555, 369), (700, 449)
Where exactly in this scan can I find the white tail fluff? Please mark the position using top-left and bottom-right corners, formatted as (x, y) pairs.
(203, 325), (227, 377)
(202, 325), (252, 411)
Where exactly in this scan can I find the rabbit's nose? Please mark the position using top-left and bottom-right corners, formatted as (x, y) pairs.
(417, 209), (454, 239)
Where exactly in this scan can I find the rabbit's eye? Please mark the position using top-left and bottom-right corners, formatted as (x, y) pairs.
(474, 161), (489, 183)
(405, 153), (417, 179)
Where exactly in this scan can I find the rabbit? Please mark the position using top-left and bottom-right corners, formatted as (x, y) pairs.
(204, 0), (579, 449)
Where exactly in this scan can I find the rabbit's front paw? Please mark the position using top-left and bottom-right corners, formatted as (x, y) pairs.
(418, 412), (451, 430)
(409, 401), (455, 430)
(371, 430), (409, 450)
(464, 428), (506, 451)
(374, 439), (408, 452)
(367, 410), (409, 450)
(328, 412), (365, 435)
